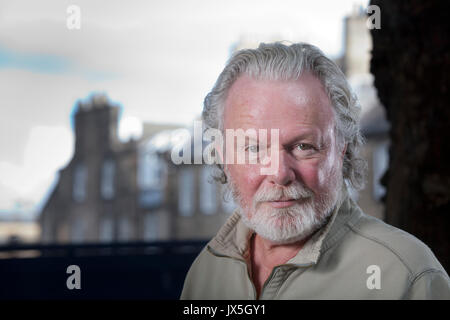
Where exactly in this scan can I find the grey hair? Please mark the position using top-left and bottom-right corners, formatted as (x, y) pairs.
(202, 42), (367, 191)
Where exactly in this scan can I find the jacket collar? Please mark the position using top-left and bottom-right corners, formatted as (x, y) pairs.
(207, 184), (362, 265)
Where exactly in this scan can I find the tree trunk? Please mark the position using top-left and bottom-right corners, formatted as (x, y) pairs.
(370, 0), (449, 271)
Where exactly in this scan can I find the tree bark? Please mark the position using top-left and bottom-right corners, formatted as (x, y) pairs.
(370, 0), (449, 271)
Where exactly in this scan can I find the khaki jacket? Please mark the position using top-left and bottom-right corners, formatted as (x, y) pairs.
(181, 190), (450, 299)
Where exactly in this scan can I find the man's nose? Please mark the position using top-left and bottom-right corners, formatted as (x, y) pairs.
(268, 150), (295, 186)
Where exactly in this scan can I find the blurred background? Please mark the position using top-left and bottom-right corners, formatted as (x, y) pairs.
(0, 0), (447, 299)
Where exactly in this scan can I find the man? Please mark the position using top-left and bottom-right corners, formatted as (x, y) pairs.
(180, 42), (450, 299)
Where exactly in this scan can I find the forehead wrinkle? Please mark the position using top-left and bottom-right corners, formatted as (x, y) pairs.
(223, 74), (336, 139)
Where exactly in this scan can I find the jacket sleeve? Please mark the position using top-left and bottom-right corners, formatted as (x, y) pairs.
(404, 269), (450, 300)
(179, 269), (193, 300)
(179, 247), (209, 300)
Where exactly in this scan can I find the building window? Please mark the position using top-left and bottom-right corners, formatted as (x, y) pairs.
(138, 151), (165, 209)
(144, 213), (159, 241)
(73, 163), (87, 203)
(138, 152), (166, 190)
(139, 189), (164, 209)
(99, 216), (114, 242)
(178, 169), (194, 216)
(101, 159), (115, 199)
(372, 141), (389, 201)
(118, 216), (132, 241)
(71, 218), (85, 243)
(200, 166), (217, 215)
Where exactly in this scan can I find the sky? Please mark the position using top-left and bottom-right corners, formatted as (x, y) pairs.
(0, 0), (368, 218)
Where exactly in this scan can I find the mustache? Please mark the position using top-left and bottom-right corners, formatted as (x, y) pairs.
(254, 181), (314, 203)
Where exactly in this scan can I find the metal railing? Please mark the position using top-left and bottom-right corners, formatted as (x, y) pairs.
(0, 240), (208, 299)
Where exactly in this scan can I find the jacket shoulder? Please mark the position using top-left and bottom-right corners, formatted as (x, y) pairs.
(347, 213), (448, 278)
(180, 246), (211, 299)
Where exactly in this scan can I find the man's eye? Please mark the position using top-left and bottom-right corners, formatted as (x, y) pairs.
(296, 143), (314, 151)
(247, 145), (259, 153)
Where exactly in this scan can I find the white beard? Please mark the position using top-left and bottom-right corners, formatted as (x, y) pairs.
(229, 175), (342, 245)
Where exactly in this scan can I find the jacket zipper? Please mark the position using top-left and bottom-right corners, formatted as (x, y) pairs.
(258, 262), (315, 299)
(207, 246), (314, 299)
(259, 267), (277, 299)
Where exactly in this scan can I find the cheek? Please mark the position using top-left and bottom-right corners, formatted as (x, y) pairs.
(297, 157), (340, 193)
(228, 164), (263, 200)
(297, 162), (322, 191)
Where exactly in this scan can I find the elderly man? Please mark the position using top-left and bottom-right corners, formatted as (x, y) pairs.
(180, 42), (450, 299)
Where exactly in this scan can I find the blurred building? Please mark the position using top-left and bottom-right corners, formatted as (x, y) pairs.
(39, 95), (234, 244)
(0, 212), (40, 244)
(342, 7), (389, 220)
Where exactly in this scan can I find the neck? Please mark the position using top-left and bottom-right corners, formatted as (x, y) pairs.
(249, 232), (312, 298)
(252, 233), (311, 268)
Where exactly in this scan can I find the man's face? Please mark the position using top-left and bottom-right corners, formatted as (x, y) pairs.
(223, 73), (345, 244)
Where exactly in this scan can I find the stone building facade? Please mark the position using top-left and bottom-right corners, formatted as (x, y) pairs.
(39, 95), (233, 244)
